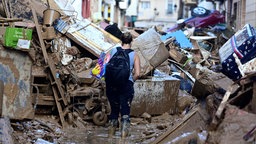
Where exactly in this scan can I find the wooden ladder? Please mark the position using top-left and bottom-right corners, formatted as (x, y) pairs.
(31, 7), (68, 128)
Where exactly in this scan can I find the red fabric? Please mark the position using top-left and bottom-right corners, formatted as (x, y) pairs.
(82, 0), (90, 18)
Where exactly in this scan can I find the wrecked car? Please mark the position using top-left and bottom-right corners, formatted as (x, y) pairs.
(167, 7), (225, 32)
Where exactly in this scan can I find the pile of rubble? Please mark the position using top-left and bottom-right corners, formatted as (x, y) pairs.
(0, 0), (255, 144)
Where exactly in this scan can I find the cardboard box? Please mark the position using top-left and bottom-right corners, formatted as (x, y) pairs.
(132, 28), (169, 76)
(169, 46), (188, 64)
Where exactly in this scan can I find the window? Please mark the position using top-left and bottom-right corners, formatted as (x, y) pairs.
(167, 0), (173, 14)
(141, 1), (150, 9)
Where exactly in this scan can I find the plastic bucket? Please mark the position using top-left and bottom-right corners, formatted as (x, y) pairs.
(43, 9), (61, 26)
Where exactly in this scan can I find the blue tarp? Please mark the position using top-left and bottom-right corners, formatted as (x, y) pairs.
(161, 30), (192, 49)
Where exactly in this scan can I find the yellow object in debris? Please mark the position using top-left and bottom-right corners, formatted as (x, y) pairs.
(91, 64), (101, 75)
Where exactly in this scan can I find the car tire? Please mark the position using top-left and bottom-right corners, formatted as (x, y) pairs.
(191, 7), (209, 17)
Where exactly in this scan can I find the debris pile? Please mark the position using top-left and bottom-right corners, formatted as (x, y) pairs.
(0, 1), (255, 143)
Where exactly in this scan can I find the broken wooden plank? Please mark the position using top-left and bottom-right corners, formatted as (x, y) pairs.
(31, 6), (48, 64)
(32, 95), (55, 106)
(151, 110), (197, 144)
(0, 21), (35, 29)
(8, 0), (13, 18)
(215, 85), (234, 118)
(0, 18), (23, 23)
(210, 83), (239, 129)
(151, 107), (207, 144)
(2, 0), (10, 18)
(168, 46), (188, 64)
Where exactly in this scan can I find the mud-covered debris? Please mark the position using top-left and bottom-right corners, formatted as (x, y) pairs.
(11, 118), (63, 144)
(169, 130), (207, 144)
(77, 69), (96, 84)
(156, 124), (168, 130)
(208, 105), (256, 144)
(141, 112), (152, 123)
(177, 90), (197, 114)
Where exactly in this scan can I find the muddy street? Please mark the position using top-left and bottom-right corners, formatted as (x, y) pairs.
(1, 0), (256, 144)
(60, 124), (152, 144)
(10, 113), (180, 143)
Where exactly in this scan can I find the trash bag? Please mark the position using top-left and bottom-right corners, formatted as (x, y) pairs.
(104, 23), (122, 39)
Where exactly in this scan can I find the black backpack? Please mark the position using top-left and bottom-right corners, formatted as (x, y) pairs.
(105, 47), (133, 88)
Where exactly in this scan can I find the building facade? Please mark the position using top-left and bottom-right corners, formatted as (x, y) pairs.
(227, 0), (256, 30)
(135, 0), (180, 28)
(70, 0), (256, 30)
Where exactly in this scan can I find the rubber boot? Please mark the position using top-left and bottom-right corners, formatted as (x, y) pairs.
(108, 119), (118, 137)
(121, 115), (130, 138)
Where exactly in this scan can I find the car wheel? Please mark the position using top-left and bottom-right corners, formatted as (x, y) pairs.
(191, 7), (209, 17)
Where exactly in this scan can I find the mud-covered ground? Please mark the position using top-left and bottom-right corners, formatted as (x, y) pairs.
(10, 102), (256, 144)
(11, 112), (180, 144)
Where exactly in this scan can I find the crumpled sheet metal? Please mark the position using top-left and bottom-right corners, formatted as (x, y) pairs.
(0, 48), (34, 119)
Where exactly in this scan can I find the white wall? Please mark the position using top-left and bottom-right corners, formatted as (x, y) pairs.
(245, 0), (256, 27)
(70, 0), (83, 20)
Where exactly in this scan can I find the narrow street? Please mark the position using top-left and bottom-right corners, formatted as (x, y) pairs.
(0, 0), (256, 144)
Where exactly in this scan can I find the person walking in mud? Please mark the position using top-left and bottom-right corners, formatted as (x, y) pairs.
(105, 32), (141, 138)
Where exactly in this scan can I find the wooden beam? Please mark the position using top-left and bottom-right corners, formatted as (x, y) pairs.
(2, 0), (10, 18)
(0, 18), (23, 23)
(31, 7), (49, 64)
(215, 85), (234, 118)
(8, 0), (13, 18)
(210, 83), (238, 129)
(151, 109), (198, 144)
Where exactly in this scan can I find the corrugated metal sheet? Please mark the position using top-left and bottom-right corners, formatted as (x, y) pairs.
(0, 47), (34, 119)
